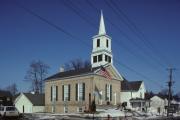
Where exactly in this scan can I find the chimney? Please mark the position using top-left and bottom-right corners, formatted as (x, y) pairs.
(59, 66), (64, 72)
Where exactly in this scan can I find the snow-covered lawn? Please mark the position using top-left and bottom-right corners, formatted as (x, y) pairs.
(23, 109), (180, 120)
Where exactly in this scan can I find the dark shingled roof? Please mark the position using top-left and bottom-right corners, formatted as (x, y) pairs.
(0, 90), (12, 97)
(121, 80), (142, 91)
(24, 93), (45, 106)
(45, 66), (101, 80)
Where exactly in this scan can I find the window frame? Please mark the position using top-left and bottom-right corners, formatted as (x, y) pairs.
(105, 55), (108, 62)
(97, 39), (100, 47)
(93, 56), (97, 63)
(98, 54), (102, 62)
(106, 39), (109, 48)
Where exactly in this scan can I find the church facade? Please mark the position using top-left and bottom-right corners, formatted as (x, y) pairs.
(45, 12), (124, 113)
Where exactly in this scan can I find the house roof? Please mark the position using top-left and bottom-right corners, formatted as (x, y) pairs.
(121, 80), (143, 91)
(45, 66), (101, 81)
(23, 93), (45, 106)
(152, 94), (168, 100)
(0, 90), (12, 97)
(145, 93), (168, 100)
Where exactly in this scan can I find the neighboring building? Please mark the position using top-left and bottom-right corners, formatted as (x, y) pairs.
(14, 93), (45, 113)
(0, 90), (13, 106)
(45, 12), (124, 113)
(120, 80), (146, 110)
(150, 95), (168, 114)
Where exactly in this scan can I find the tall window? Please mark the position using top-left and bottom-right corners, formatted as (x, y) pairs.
(97, 39), (100, 47)
(98, 54), (102, 62)
(76, 83), (85, 101)
(93, 56), (97, 63)
(51, 85), (58, 101)
(105, 55), (108, 62)
(108, 56), (111, 63)
(106, 39), (109, 48)
(62, 85), (70, 101)
(105, 84), (112, 101)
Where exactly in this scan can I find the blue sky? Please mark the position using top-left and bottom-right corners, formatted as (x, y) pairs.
(0, 0), (179, 94)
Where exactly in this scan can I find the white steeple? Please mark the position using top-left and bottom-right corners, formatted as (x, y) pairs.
(91, 11), (113, 68)
(98, 10), (106, 35)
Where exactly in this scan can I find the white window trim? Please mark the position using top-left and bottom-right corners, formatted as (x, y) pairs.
(64, 106), (68, 113)
(78, 83), (83, 101)
(77, 107), (83, 113)
(52, 85), (56, 102)
(64, 85), (69, 101)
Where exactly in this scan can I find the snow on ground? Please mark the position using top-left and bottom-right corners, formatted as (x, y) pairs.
(24, 109), (180, 120)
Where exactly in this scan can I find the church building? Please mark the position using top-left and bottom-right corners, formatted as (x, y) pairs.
(44, 12), (124, 113)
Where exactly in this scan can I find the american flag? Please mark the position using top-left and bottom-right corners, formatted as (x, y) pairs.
(99, 66), (112, 80)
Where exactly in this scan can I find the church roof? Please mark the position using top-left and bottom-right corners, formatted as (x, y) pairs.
(121, 80), (143, 91)
(45, 66), (101, 81)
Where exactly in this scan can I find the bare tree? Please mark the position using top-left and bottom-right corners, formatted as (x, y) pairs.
(25, 60), (50, 93)
(64, 59), (91, 71)
(159, 88), (169, 96)
(5, 83), (18, 96)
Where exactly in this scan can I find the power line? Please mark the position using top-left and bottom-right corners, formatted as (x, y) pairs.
(114, 0), (172, 66)
(104, 0), (166, 69)
(60, 0), (165, 88)
(13, 1), (90, 49)
(61, 0), (97, 29)
(106, 0), (171, 66)
(13, 1), (164, 90)
(114, 58), (163, 89)
(85, 0), (166, 73)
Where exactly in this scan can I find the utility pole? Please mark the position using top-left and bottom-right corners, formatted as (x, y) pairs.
(167, 68), (175, 117)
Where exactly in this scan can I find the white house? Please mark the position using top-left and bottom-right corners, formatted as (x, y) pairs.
(14, 93), (45, 113)
(120, 80), (146, 110)
(150, 95), (168, 114)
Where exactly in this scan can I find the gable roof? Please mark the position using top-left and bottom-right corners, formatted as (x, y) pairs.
(152, 94), (168, 100)
(45, 64), (124, 81)
(0, 90), (12, 97)
(121, 80), (143, 91)
(145, 93), (168, 100)
(45, 66), (102, 81)
(23, 93), (45, 106)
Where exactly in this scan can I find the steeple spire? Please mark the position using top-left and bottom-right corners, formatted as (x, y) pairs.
(91, 11), (113, 68)
(98, 10), (106, 35)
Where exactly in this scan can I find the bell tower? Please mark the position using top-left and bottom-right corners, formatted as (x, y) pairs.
(91, 11), (113, 68)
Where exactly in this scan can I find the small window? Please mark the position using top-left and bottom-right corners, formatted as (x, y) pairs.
(98, 54), (102, 62)
(78, 107), (83, 112)
(0, 107), (4, 111)
(64, 107), (68, 113)
(105, 55), (108, 61)
(97, 39), (100, 47)
(108, 56), (111, 63)
(6, 107), (16, 111)
(106, 39), (109, 48)
(93, 56), (97, 63)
